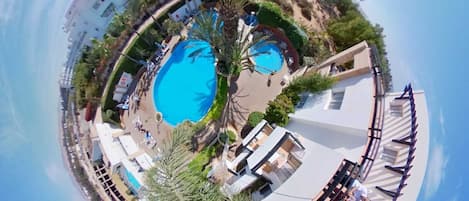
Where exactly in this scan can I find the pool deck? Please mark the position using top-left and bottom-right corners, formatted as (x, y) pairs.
(119, 33), (184, 156)
(118, 23), (296, 153)
(224, 61), (290, 132)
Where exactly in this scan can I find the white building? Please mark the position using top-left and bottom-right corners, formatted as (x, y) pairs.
(92, 123), (155, 197)
(62, 0), (128, 88)
(168, 0), (202, 23)
(223, 41), (429, 201)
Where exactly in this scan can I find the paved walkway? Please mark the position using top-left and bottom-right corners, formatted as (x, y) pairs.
(224, 62), (290, 132)
(103, 0), (182, 96)
(120, 34), (182, 156)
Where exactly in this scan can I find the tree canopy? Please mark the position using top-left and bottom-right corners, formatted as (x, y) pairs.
(144, 123), (224, 201)
(326, 5), (392, 91)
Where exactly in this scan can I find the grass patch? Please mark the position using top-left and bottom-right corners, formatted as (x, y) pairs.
(187, 145), (217, 177)
(101, 26), (159, 123)
(201, 76), (228, 124)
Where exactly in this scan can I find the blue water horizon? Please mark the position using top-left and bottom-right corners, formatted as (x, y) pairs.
(0, 0), (83, 200)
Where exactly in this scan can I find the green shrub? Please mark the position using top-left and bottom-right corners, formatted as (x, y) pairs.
(327, 9), (392, 91)
(102, 109), (120, 126)
(257, 2), (308, 52)
(282, 73), (335, 105)
(247, 111), (265, 127)
(264, 94), (294, 126)
(188, 146), (217, 177)
(264, 73), (334, 126)
(220, 130), (237, 144)
(268, 0), (293, 15)
(163, 18), (184, 36)
(201, 77), (228, 124)
(192, 121), (206, 133)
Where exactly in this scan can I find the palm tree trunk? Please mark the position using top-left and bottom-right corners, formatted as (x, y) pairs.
(133, 29), (153, 47)
(120, 52), (141, 65)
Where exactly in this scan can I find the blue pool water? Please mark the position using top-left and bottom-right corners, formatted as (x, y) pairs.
(125, 169), (141, 192)
(251, 43), (283, 74)
(153, 40), (216, 126)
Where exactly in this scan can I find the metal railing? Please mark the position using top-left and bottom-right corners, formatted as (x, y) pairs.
(376, 84), (418, 200)
(358, 45), (385, 181)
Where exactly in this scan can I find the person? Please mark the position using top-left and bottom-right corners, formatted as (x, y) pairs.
(346, 179), (369, 201)
(267, 74), (272, 87)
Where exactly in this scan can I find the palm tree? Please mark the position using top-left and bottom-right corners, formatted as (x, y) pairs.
(144, 123), (224, 201)
(129, 0), (161, 23)
(219, 0), (248, 50)
(189, 3), (274, 144)
(162, 18), (184, 36)
(114, 13), (154, 47)
(89, 35), (116, 73)
(190, 12), (273, 79)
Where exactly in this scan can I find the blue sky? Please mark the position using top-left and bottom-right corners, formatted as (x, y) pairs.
(0, 0), (82, 200)
(359, 0), (469, 200)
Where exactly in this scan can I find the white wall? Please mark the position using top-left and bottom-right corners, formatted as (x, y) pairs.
(286, 118), (366, 161)
(289, 72), (374, 135)
(169, 0), (202, 22)
(64, 0), (127, 73)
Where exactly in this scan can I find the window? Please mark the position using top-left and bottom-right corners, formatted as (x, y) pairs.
(101, 3), (116, 18)
(327, 90), (345, 110)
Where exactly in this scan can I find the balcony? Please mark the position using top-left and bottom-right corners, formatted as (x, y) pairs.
(256, 137), (305, 188)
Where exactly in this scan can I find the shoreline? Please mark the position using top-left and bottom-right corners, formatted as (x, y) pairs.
(56, 103), (89, 201)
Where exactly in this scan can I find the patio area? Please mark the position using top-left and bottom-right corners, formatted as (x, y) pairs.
(119, 34), (182, 157)
(223, 61), (290, 132)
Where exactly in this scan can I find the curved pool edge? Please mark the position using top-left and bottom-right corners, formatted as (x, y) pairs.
(150, 40), (182, 127)
(250, 43), (284, 74)
(152, 40), (217, 126)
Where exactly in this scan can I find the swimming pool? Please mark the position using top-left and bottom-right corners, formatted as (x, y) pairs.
(250, 43), (283, 74)
(153, 40), (216, 126)
(125, 168), (141, 193)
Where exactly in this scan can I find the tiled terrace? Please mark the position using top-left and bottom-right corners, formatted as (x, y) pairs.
(363, 88), (429, 201)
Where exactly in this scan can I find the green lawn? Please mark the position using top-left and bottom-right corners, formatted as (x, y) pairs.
(101, 27), (158, 123)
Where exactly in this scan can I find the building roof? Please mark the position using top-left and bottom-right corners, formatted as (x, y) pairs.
(285, 119), (366, 162)
(289, 73), (374, 134)
(263, 136), (344, 201)
(135, 153), (155, 171)
(242, 119), (268, 146)
(247, 127), (287, 170)
(118, 135), (139, 156)
(95, 123), (127, 167)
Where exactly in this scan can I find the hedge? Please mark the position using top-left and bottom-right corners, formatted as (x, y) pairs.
(101, 27), (158, 122)
(257, 2), (308, 52)
(201, 77), (228, 124)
